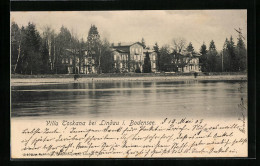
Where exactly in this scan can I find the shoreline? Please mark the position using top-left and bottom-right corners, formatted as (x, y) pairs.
(11, 75), (247, 86)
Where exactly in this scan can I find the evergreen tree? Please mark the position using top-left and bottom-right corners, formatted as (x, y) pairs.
(153, 42), (159, 52)
(227, 36), (236, 71)
(40, 39), (50, 73)
(143, 51), (151, 73)
(100, 39), (114, 73)
(86, 25), (102, 73)
(56, 26), (73, 73)
(236, 34), (247, 71)
(21, 22), (42, 74)
(153, 42), (160, 71)
(222, 38), (231, 71)
(199, 42), (208, 72)
(87, 25), (101, 50)
(159, 45), (172, 72)
(186, 42), (194, 53)
(207, 40), (218, 72)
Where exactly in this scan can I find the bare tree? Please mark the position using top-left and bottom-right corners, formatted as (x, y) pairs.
(42, 26), (55, 71)
(172, 37), (187, 53)
(70, 28), (80, 74)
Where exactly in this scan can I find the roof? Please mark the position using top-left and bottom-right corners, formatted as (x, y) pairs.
(112, 42), (144, 48)
(176, 49), (201, 57)
(65, 49), (96, 55)
(112, 49), (129, 53)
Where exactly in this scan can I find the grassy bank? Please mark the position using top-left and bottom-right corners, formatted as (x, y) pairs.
(11, 72), (247, 79)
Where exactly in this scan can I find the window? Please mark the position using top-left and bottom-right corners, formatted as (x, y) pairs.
(66, 58), (68, 63)
(62, 59), (64, 64)
(114, 55), (117, 60)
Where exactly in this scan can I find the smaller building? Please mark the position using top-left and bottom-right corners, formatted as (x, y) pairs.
(177, 50), (201, 73)
(61, 49), (97, 74)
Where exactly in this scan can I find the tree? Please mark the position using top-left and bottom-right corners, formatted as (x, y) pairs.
(141, 38), (146, 48)
(229, 36), (236, 71)
(207, 40), (218, 72)
(55, 26), (73, 74)
(199, 42), (208, 72)
(86, 25), (102, 73)
(17, 22), (42, 75)
(153, 42), (160, 71)
(222, 38), (231, 72)
(11, 22), (21, 73)
(153, 42), (159, 52)
(15, 26), (27, 74)
(70, 30), (80, 74)
(100, 39), (114, 73)
(41, 26), (56, 73)
(186, 42), (194, 53)
(40, 38), (50, 73)
(172, 37), (186, 53)
(143, 51), (151, 73)
(236, 33), (247, 71)
(159, 45), (172, 72)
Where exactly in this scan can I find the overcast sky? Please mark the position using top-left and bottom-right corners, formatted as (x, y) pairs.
(11, 10), (247, 51)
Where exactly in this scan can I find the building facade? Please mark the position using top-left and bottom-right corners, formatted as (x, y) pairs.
(61, 49), (97, 74)
(112, 42), (158, 73)
(177, 51), (201, 73)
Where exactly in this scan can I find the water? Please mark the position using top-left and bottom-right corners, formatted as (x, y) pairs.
(11, 80), (247, 119)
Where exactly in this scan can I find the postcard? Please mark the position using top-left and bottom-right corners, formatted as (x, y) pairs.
(10, 10), (248, 158)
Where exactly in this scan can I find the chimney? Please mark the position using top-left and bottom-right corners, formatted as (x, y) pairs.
(118, 42), (121, 46)
(111, 43), (114, 47)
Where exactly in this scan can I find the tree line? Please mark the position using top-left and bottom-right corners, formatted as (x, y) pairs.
(11, 22), (113, 74)
(154, 35), (247, 73)
(11, 21), (247, 75)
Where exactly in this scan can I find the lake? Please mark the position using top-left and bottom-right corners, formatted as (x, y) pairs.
(11, 80), (247, 119)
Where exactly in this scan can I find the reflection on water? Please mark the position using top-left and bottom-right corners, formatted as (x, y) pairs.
(11, 80), (247, 119)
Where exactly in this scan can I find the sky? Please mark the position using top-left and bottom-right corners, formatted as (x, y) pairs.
(11, 10), (247, 52)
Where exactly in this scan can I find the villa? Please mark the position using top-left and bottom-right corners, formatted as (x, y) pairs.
(112, 42), (158, 73)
